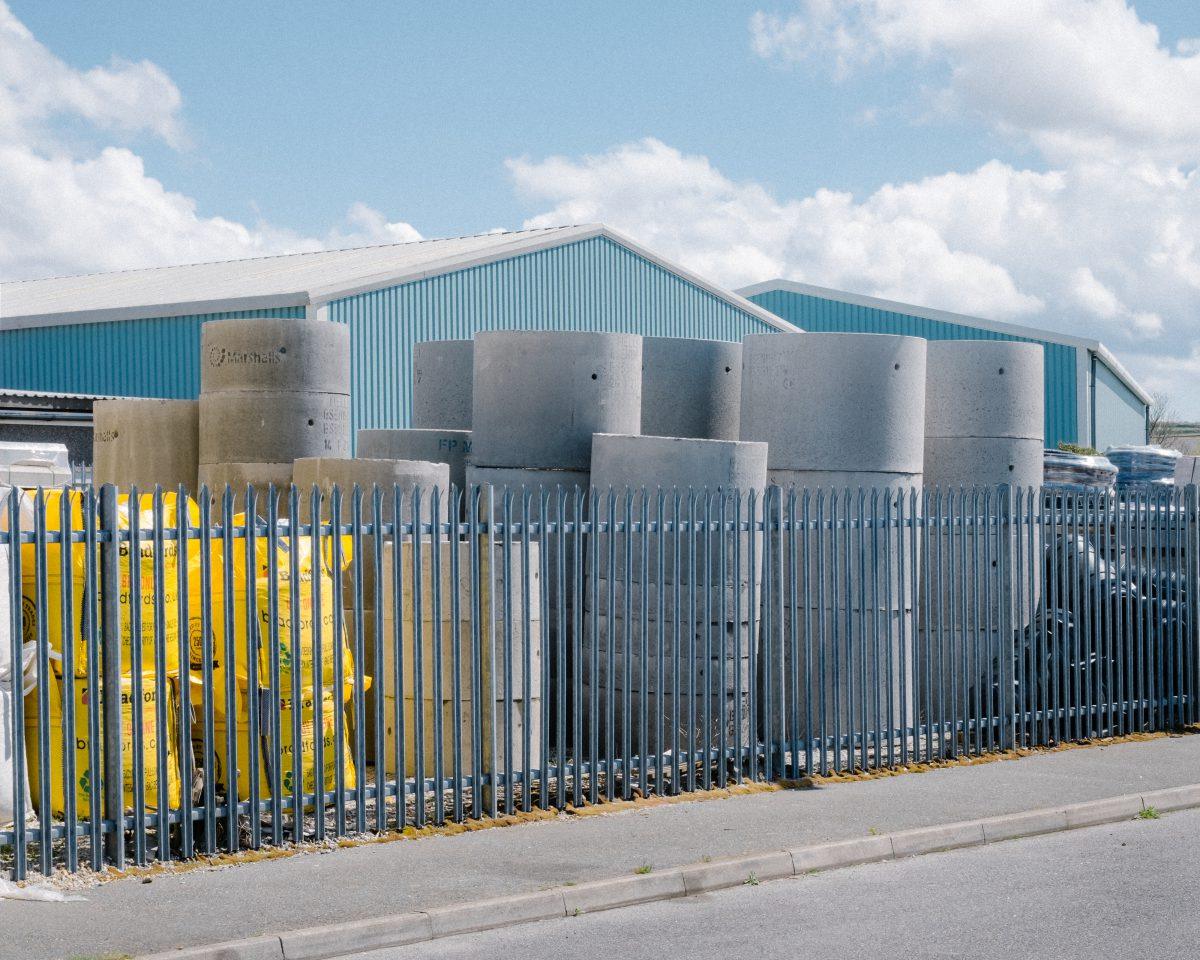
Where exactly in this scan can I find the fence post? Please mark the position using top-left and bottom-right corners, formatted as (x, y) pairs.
(98, 484), (124, 870)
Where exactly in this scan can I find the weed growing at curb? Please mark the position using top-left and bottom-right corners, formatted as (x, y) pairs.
(868, 826), (880, 836)
(1138, 807), (1161, 820)
(745, 873), (760, 886)
(634, 864), (652, 875)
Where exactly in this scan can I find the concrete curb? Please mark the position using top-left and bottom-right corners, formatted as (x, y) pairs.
(138, 783), (1200, 960)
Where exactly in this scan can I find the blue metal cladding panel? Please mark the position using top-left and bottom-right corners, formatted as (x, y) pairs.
(0, 306), (305, 397)
(747, 288), (1079, 448)
(1093, 357), (1148, 449)
(329, 235), (778, 434)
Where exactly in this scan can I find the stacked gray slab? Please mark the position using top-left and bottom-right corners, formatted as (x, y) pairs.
(641, 337), (742, 440)
(467, 330), (643, 740)
(741, 331), (926, 755)
(292, 456), (449, 756)
(92, 398), (198, 493)
(585, 434), (767, 761)
(197, 318), (351, 516)
(921, 341), (1045, 732)
(412, 339), (473, 431)
(358, 429), (472, 502)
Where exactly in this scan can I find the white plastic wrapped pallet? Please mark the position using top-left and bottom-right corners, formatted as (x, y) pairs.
(0, 489), (30, 829)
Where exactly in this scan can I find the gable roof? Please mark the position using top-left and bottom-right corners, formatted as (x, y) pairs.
(739, 278), (1150, 405)
(1, 224), (794, 333)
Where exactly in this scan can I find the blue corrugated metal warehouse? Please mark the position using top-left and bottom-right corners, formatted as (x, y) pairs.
(0, 225), (794, 441)
(738, 279), (1150, 450)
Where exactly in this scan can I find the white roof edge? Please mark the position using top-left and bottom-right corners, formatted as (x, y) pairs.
(596, 227), (800, 334)
(305, 224), (605, 303)
(308, 223), (800, 333)
(0, 292), (309, 330)
(738, 278), (1150, 405)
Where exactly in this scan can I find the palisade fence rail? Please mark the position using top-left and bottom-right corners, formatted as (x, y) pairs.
(1, 481), (1197, 880)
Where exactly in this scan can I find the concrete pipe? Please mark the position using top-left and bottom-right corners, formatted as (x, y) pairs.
(471, 331), (642, 470)
(92, 398), (198, 493)
(920, 341), (1045, 734)
(412, 340), (473, 430)
(357, 428), (472, 496)
(200, 317), (350, 395)
(741, 331), (927, 477)
(585, 434), (767, 757)
(641, 337), (742, 441)
(198, 391), (351, 465)
(925, 340), (1044, 444)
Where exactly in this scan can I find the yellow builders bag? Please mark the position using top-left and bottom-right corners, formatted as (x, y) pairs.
(19, 490), (192, 680)
(188, 523), (359, 724)
(212, 684), (357, 802)
(23, 666), (182, 820)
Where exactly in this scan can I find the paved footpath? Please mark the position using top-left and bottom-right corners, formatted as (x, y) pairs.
(5, 734), (1200, 960)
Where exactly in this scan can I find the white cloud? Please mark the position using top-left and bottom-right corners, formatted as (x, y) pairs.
(0, 2), (420, 282)
(750, 0), (1200, 163)
(509, 136), (1200, 411)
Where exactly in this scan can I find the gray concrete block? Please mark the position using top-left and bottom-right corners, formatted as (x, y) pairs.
(581, 688), (753, 760)
(641, 337), (742, 441)
(199, 391), (351, 464)
(279, 913), (431, 959)
(200, 317), (350, 395)
(924, 436), (1044, 491)
(92, 398), (198, 492)
(925, 340), (1044, 441)
(412, 339), (473, 430)
(679, 850), (794, 894)
(768, 468), (923, 494)
(790, 835), (894, 873)
(582, 632), (750, 694)
(592, 433), (767, 494)
(561, 870), (687, 915)
(472, 331), (642, 470)
(583, 578), (754, 625)
(357, 428), (472, 494)
(423, 889), (565, 938)
(466, 464), (591, 504)
(890, 820), (986, 857)
(741, 332), (927, 474)
(197, 462), (294, 516)
(292, 457), (450, 514)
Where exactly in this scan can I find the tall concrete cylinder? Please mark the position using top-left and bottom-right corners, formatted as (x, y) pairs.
(412, 340), (473, 430)
(741, 332), (927, 751)
(471, 331), (642, 471)
(92, 399), (198, 492)
(641, 338), (742, 441)
(201, 318), (350, 395)
(357, 429), (472, 496)
(198, 317), (352, 519)
(196, 462), (294, 515)
(585, 434), (767, 757)
(921, 340), (1045, 727)
(198, 392), (351, 464)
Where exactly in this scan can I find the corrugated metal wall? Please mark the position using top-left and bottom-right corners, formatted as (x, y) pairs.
(331, 235), (777, 433)
(1093, 356), (1148, 449)
(746, 287), (1079, 448)
(0, 306), (305, 397)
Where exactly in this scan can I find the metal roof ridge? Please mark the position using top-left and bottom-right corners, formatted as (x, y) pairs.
(738, 277), (1150, 403)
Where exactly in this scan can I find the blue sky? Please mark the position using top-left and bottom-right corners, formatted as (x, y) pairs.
(3, 1), (1200, 414)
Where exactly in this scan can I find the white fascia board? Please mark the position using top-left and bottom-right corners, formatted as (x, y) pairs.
(596, 227), (800, 334)
(305, 225), (606, 305)
(307, 223), (802, 334)
(739, 277), (1150, 405)
(0, 292), (309, 330)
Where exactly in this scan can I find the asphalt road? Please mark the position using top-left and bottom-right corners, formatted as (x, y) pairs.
(355, 806), (1200, 960)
